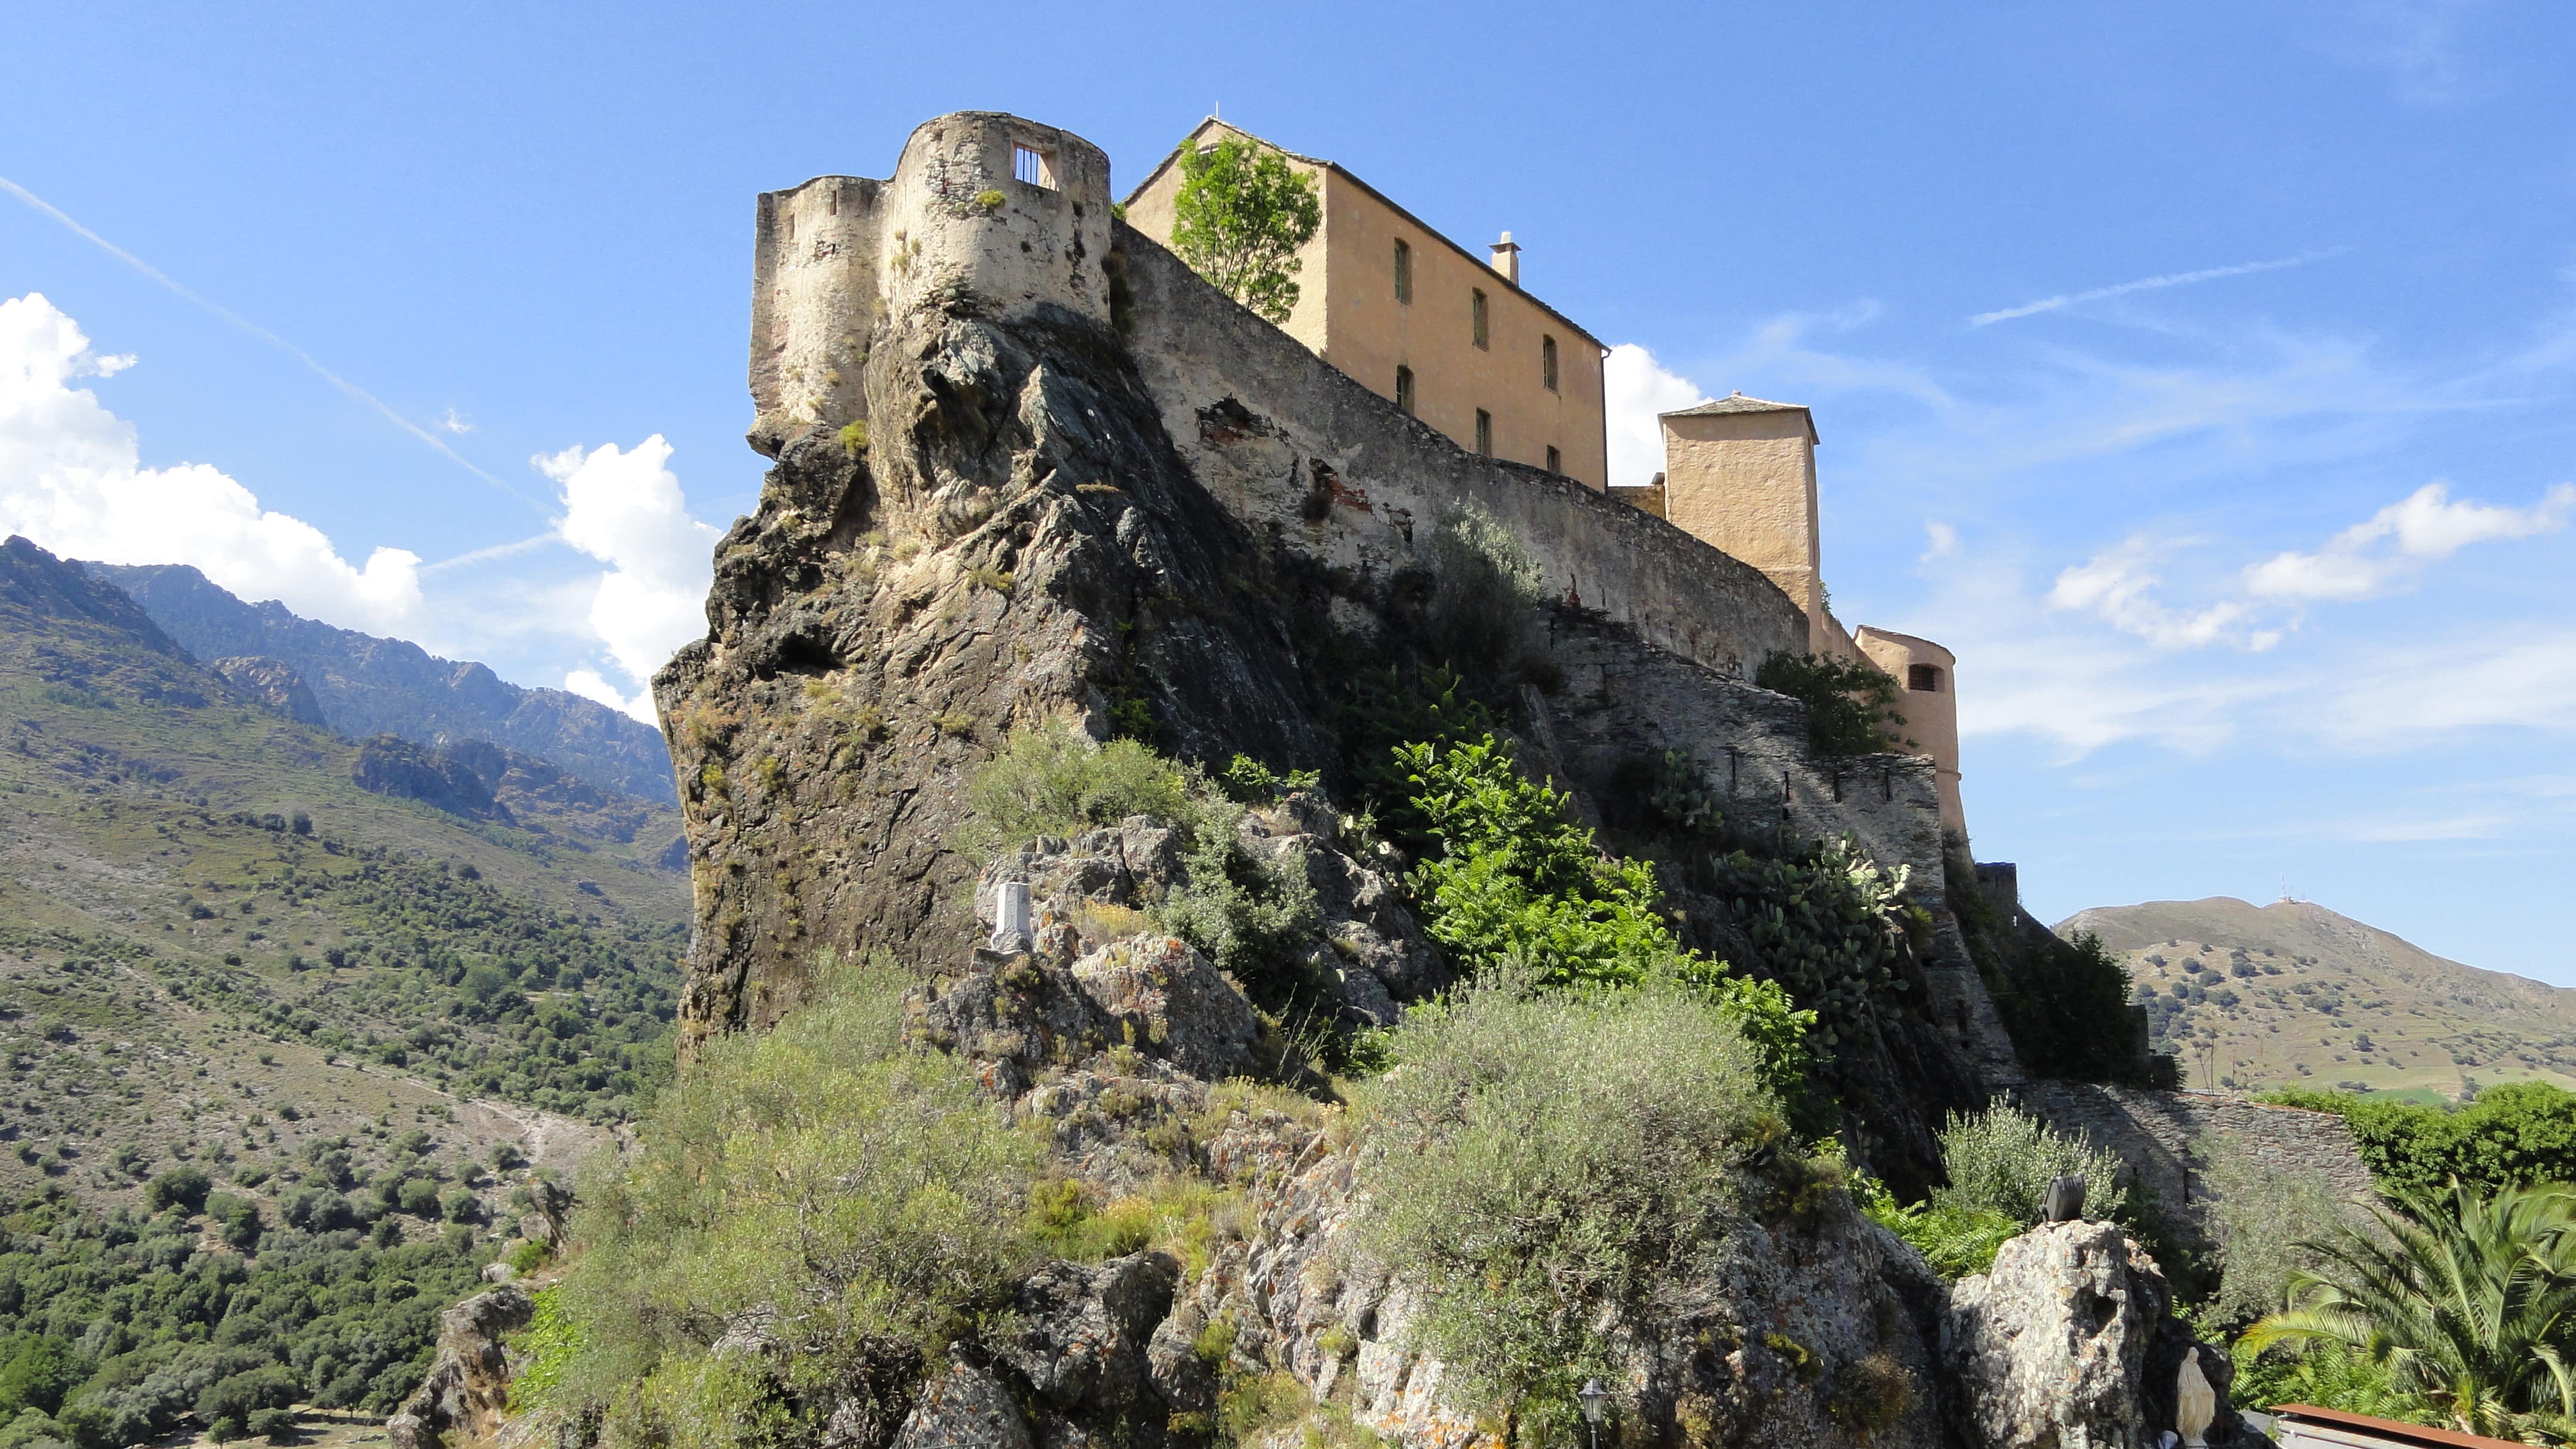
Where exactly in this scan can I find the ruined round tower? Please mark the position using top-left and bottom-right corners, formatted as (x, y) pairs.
(746, 112), (1113, 456)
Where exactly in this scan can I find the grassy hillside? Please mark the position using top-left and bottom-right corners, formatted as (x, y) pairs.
(0, 537), (689, 1215)
(2060, 894), (2576, 1100)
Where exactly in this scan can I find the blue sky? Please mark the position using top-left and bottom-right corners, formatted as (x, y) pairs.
(5, 2), (2574, 979)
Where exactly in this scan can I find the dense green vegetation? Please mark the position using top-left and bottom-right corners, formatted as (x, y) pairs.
(1949, 859), (2147, 1084)
(2244, 1181), (2576, 1440)
(2262, 1082), (2576, 1199)
(1390, 733), (1812, 1102)
(1860, 1106), (2130, 1279)
(1752, 652), (1905, 757)
(0, 1182), (495, 1449)
(527, 955), (1051, 1449)
(1352, 976), (1783, 1439)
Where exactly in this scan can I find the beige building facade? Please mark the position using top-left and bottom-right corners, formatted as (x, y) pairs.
(1651, 394), (1970, 838)
(1124, 119), (1609, 490)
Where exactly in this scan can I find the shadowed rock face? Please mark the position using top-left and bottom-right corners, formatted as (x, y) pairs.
(655, 302), (1339, 1054)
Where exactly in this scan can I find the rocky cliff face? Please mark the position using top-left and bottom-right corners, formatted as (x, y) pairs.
(354, 733), (682, 849)
(210, 654), (329, 726)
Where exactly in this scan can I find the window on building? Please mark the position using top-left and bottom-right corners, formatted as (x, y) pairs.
(1908, 664), (1943, 693)
(1395, 365), (1416, 415)
(1542, 335), (1559, 391)
(1545, 445), (1562, 474)
(1014, 145), (1054, 188)
(1472, 289), (1490, 349)
(1394, 240), (1413, 304)
(1475, 408), (1493, 456)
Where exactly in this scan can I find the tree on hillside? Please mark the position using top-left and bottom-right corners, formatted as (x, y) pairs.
(2243, 1180), (2576, 1439)
(1169, 135), (1321, 324)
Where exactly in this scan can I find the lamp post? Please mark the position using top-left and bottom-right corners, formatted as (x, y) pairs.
(1577, 1379), (1605, 1449)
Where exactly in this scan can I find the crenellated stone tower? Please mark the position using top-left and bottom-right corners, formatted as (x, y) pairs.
(746, 113), (1114, 457)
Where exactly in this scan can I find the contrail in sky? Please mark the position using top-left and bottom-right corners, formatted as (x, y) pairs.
(0, 172), (544, 513)
(1968, 248), (2351, 327)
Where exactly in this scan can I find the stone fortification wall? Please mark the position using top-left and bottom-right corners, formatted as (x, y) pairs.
(749, 175), (882, 453)
(748, 113), (1113, 455)
(2021, 1080), (2378, 1244)
(1113, 222), (1810, 681)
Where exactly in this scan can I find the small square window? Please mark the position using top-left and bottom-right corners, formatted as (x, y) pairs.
(1395, 365), (1416, 416)
(1908, 664), (1943, 693)
(1541, 335), (1559, 392)
(1394, 239), (1413, 304)
(1475, 409), (1493, 457)
(1472, 289), (1489, 349)
(1545, 445), (1562, 474)
(1014, 145), (1055, 188)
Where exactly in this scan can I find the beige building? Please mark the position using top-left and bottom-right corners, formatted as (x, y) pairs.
(1125, 119), (1609, 490)
(1649, 394), (1970, 837)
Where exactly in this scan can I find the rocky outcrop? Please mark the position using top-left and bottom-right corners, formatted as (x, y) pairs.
(355, 734), (515, 822)
(350, 733), (681, 847)
(388, 1283), (535, 1449)
(211, 655), (327, 726)
(1946, 1221), (2253, 1449)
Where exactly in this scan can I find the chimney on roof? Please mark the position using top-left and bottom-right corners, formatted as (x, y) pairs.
(1490, 231), (1521, 285)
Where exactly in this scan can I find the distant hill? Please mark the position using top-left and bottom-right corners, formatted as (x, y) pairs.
(2059, 895), (2576, 1100)
(0, 535), (689, 1220)
(84, 560), (679, 803)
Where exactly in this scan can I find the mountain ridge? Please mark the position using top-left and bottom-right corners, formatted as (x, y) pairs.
(83, 560), (679, 804)
(2060, 894), (2576, 1097)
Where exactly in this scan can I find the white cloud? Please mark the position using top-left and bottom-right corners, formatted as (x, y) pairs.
(564, 667), (657, 725)
(1921, 521), (1959, 561)
(538, 435), (718, 714)
(438, 407), (473, 434)
(2245, 480), (2575, 602)
(0, 292), (422, 630)
(1602, 343), (1705, 489)
(2046, 537), (2255, 650)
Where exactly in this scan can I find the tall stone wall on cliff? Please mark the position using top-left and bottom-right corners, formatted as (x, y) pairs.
(1113, 222), (1812, 681)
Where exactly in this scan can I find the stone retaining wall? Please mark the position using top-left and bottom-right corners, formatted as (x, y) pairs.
(2021, 1080), (2379, 1240)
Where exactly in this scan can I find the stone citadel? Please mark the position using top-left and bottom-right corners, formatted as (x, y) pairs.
(748, 113), (1972, 839)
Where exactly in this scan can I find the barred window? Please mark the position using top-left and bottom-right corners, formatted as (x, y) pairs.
(1908, 664), (1943, 692)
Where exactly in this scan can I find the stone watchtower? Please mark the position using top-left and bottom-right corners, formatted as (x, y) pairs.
(746, 113), (1113, 457)
(1655, 393), (1970, 839)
